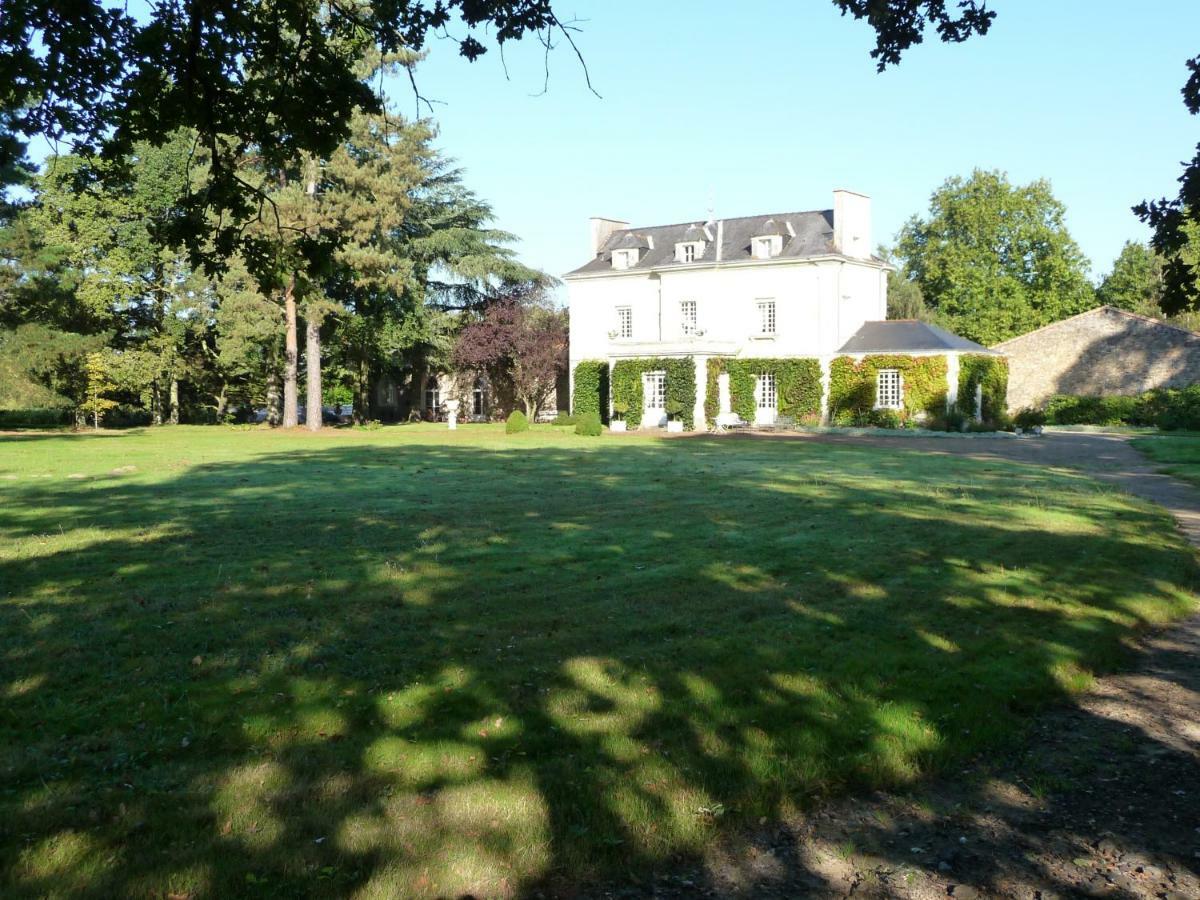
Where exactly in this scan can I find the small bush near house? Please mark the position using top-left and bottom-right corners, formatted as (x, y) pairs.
(505, 410), (529, 434)
(1014, 407), (1047, 430)
(574, 411), (602, 436)
(868, 409), (903, 429)
(551, 413), (576, 426)
(1044, 394), (1136, 426)
(612, 401), (629, 421)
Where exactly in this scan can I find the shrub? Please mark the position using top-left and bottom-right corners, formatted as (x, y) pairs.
(665, 399), (684, 421)
(868, 408), (903, 429)
(612, 400), (629, 420)
(505, 410), (529, 434)
(355, 419), (383, 431)
(0, 408), (73, 428)
(1044, 395), (1135, 426)
(574, 411), (602, 436)
(551, 413), (576, 426)
(1014, 407), (1047, 429)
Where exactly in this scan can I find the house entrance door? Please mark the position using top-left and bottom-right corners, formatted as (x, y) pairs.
(643, 371), (666, 428)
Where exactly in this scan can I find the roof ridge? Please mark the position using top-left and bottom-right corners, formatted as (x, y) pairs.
(991, 304), (1200, 346)
(612, 208), (831, 235)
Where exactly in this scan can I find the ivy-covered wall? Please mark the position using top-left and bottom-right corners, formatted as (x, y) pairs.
(611, 357), (697, 429)
(828, 355), (949, 425)
(957, 354), (1009, 423)
(705, 357), (821, 425)
(572, 360), (609, 424)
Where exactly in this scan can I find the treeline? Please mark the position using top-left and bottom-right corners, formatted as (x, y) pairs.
(0, 61), (547, 428)
(884, 169), (1200, 345)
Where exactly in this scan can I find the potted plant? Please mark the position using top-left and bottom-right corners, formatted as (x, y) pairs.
(665, 399), (685, 433)
(610, 400), (628, 432)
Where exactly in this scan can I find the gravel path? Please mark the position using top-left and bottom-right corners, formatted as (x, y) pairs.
(571, 432), (1200, 900)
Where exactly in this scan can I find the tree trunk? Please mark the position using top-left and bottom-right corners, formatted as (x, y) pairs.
(168, 377), (180, 425)
(282, 277), (299, 428)
(353, 352), (370, 425)
(305, 315), (323, 432)
(215, 382), (228, 422)
(266, 366), (282, 426)
(151, 383), (163, 426)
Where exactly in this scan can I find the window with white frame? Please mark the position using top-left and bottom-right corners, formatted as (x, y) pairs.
(612, 249), (638, 269)
(756, 373), (777, 410)
(876, 368), (903, 409)
(424, 381), (441, 412)
(616, 305), (632, 339)
(753, 236), (780, 259)
(676, 241), (703, 263)
(473, 380), (484, 416)
(680, 299), (697, 335)
(756, 299), (776, 335)
(644, 371), (666, 409)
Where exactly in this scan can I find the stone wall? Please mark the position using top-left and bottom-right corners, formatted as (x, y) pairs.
(994, 306), (1200, 411)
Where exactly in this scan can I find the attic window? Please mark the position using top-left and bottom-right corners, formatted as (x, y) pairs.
(752, 236), (781, 259)
(675, 241), (704, 263)
(612, 249), (639, 270)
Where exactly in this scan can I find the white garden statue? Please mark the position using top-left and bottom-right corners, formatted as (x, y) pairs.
(444, 398), (460, 430)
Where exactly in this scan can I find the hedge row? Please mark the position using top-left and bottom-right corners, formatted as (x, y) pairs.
(0, 408), (73, 428)
(1043, 387), (1200, 430)
(572, 360), (609, 424)
(705, 357), (822, 425)
(611, 357), (697, 429)
(957, 355), (1009, 423)
(828, 355), (949, 426)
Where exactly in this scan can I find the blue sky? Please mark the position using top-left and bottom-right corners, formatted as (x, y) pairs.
(399, 0), (1200, 288)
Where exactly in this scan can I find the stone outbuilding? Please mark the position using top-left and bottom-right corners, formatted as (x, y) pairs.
(994, 305), (1200, 411)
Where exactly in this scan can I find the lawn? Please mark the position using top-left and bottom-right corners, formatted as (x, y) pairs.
(1133, 434), (1200, 487)
(1, 424), (1196, 898)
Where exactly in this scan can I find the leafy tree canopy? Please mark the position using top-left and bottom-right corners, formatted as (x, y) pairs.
(0, 1), (580, 280)
(895, 169), (1094, 345)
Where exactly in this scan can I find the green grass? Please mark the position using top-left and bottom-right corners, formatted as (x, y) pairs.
(1, 424), (1196, 897)
(1133, 434), (1200, 487)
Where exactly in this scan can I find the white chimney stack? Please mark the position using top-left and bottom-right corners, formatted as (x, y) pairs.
(833, 190), (871, 260)
(589, 217), (629, 257)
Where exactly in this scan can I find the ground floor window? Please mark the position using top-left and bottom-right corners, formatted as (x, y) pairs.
(876, 368), (903, 409)
(756, 372), (777, 410)
(644, 371), (666, 409)
(473, 381), (484, 416)
(425, 381), (441, 413)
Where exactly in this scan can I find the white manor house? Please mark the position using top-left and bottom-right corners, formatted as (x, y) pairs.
(564, 190), (1001, 429)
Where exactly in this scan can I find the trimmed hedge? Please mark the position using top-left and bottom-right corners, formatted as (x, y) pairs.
(574, 411), (602, 436)
(957, 355), (1009, 423)
(705, 357), (821, 426)
(1039, 387), (1200, 430)
(828, 355), (948, 426)
(551, 413), (576, 426)
(572, 360), (609, 424)
(0, 408), (73, 428)
(505, 410), (529, 434)
(611, 357), (697, 429)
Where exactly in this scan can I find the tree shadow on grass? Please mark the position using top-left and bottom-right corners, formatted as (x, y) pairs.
(0, 436), (1196, 897)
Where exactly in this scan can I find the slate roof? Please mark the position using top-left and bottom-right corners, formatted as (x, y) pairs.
(565, 209), (841, 276)
(837, 321), (996, 354)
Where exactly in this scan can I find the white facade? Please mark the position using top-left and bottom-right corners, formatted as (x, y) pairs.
(565, 191), (890, 428)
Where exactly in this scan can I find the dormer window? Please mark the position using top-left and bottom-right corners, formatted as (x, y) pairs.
(675, 241), (704, 263)
(752, 235), (782, 259)
(612, 248), (639, 270)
